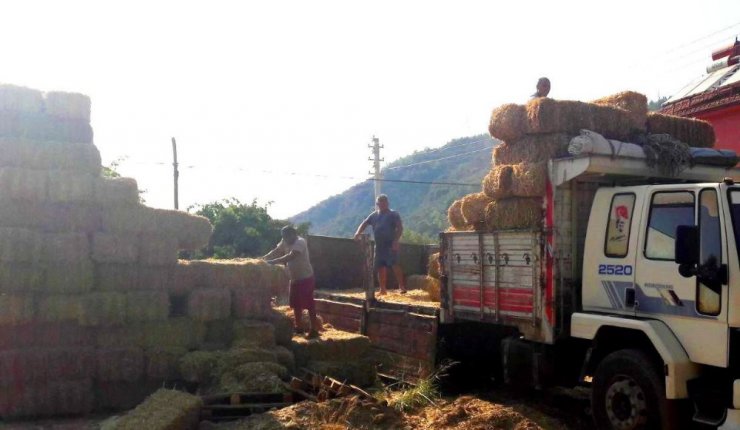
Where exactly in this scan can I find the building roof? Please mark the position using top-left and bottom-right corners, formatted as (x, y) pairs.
(661, 65), (740, 116)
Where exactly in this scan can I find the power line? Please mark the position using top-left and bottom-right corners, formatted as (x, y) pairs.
(118, 158), (484, 187)
(374, 178), (479, 186)
(413, 136), (492, 155)
(385, 145), (494, 170)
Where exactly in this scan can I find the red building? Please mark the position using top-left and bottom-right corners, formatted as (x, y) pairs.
(660, 40), (740, 150)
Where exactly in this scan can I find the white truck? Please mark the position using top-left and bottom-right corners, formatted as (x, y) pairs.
(439, 153), (740, 429)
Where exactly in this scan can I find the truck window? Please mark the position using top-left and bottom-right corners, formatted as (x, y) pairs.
(698, 189), (721, 315)
(645, 191), (694, 260)
(605, 193), (635, 258)
(728, 190), (740, 268)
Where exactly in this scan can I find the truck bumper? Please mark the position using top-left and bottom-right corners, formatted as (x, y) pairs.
(720, 409), (740, 429)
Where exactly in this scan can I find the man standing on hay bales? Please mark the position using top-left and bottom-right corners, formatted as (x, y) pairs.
(354, 194), (406, 296)
(263, 226), (320, 338)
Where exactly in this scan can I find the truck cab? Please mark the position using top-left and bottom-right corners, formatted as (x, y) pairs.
(576, 181), (740, 428)
(440, 154), (740, 429)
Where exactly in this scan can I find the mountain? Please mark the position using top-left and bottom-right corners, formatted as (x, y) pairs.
(291, 134), (497, 241)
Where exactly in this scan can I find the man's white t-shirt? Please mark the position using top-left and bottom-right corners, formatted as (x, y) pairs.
(279, 236), (314, 281)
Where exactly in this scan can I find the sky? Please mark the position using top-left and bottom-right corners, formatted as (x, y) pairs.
(2, 1), (740, 219)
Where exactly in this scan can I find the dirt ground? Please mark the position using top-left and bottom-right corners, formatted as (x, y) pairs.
(205, 392), (585, 430)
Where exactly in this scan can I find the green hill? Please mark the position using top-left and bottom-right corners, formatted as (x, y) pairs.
(290, 134), (496, 242)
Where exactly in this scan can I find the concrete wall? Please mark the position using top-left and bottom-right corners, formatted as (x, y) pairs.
(306, 235), (436, 290)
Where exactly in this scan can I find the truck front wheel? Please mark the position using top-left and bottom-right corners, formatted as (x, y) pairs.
(592, 349), (678, 430)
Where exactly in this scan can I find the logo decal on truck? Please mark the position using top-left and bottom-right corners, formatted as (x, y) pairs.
(598, 264), (633, 276)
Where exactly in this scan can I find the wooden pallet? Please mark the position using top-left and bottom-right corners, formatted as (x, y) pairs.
(200, 391), (293, 422)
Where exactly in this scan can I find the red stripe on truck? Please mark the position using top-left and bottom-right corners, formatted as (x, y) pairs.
(545, 179), (554, 324)
(453, 285), (534, 313)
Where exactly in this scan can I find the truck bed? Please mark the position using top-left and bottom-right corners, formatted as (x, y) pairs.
(314, 289), (439, 380)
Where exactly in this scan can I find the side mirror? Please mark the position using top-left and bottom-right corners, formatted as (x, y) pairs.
(675, 225), (699, 266)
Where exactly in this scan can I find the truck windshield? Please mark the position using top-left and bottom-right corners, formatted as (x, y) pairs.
(729, 190), (740, 265)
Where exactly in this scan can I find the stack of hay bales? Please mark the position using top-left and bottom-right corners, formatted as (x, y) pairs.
(0, 84), (292, 419)
(447, 91), (716, 231)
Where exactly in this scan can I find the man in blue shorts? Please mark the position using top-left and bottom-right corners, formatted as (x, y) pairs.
(354, 194), (406, 296)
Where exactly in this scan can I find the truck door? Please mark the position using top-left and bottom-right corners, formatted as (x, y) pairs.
(634, 188), (728, 367)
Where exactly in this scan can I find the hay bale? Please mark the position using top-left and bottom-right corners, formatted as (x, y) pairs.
(232, 289), (272, 319)
(216, 368), (285, 394)
(232, 319), (276, 348)
(41, 232), (89, 263)
(306, 360), (377, 387)
(95, 347), (145, 382)
(95, 264), (140, 292)
(405, 275), (441, 302)
(482, 164), (514, 199)
(460, 192), (493, 226)
(145, 347), (187, 380)
(36, 294), (82, 322)
(266, 308), (294, 347)
(139, 318), (207, 350)
(426, 277), (442, 302)
(107, 388), (202, 430)
(0, 139), (101, 173)
(47, 171), (95, 203)
(0, 348), (95, 385)
(526, 97), (638, 140)
(179, 350), (223, 383)
(510, 162), (548, 197)
(427, 252), (441, 279)
(0, 167), (47, 201)
(94, 177), (139, 207)
(485, 198), (543, 231)
(0, 228), (42, 263)
(291, 328), (371, 366)
(44, 91), (91, 121)
(492, 134), (571, 165)
(447, 199), (468, 230)
(188, 289), (232, 322)
(489, 103), (527, 142)
(139, 235), (179, 266)
(79, 292), (127, 326)
(43, 260), (95, 293)
(0, 378), (94, 418)
(0, 84), (44, 113)
(274, 345), (296, 371)
(592, 91), (648, 129)
(0, 294), (34, 325)
(92, 233), (139, 264)
(0, 263), (44, 292)
(235, 361), (289, 380)
(100, 205), (158, 234)
(203, 319), (235, 349)
(0, 322), (94, 350)
(94, 324), (143, 348)
(217, 346), (278, 372)
(646, 112), (716, 148)
(126, 291), (169, 323)
(153, 209), (213, 251)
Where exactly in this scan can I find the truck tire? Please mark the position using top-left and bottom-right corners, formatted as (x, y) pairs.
(591, 349), (679, 430)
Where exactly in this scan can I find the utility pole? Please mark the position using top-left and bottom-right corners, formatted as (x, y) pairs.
(172, 137), (179, 210)
(368, 135), (383, 204)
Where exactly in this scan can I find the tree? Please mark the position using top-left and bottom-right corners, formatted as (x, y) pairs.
(191, 198), (310, 259)
(648, 96), (669, 112)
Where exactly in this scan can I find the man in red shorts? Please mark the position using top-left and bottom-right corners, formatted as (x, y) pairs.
(263, 226), (319, 338)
